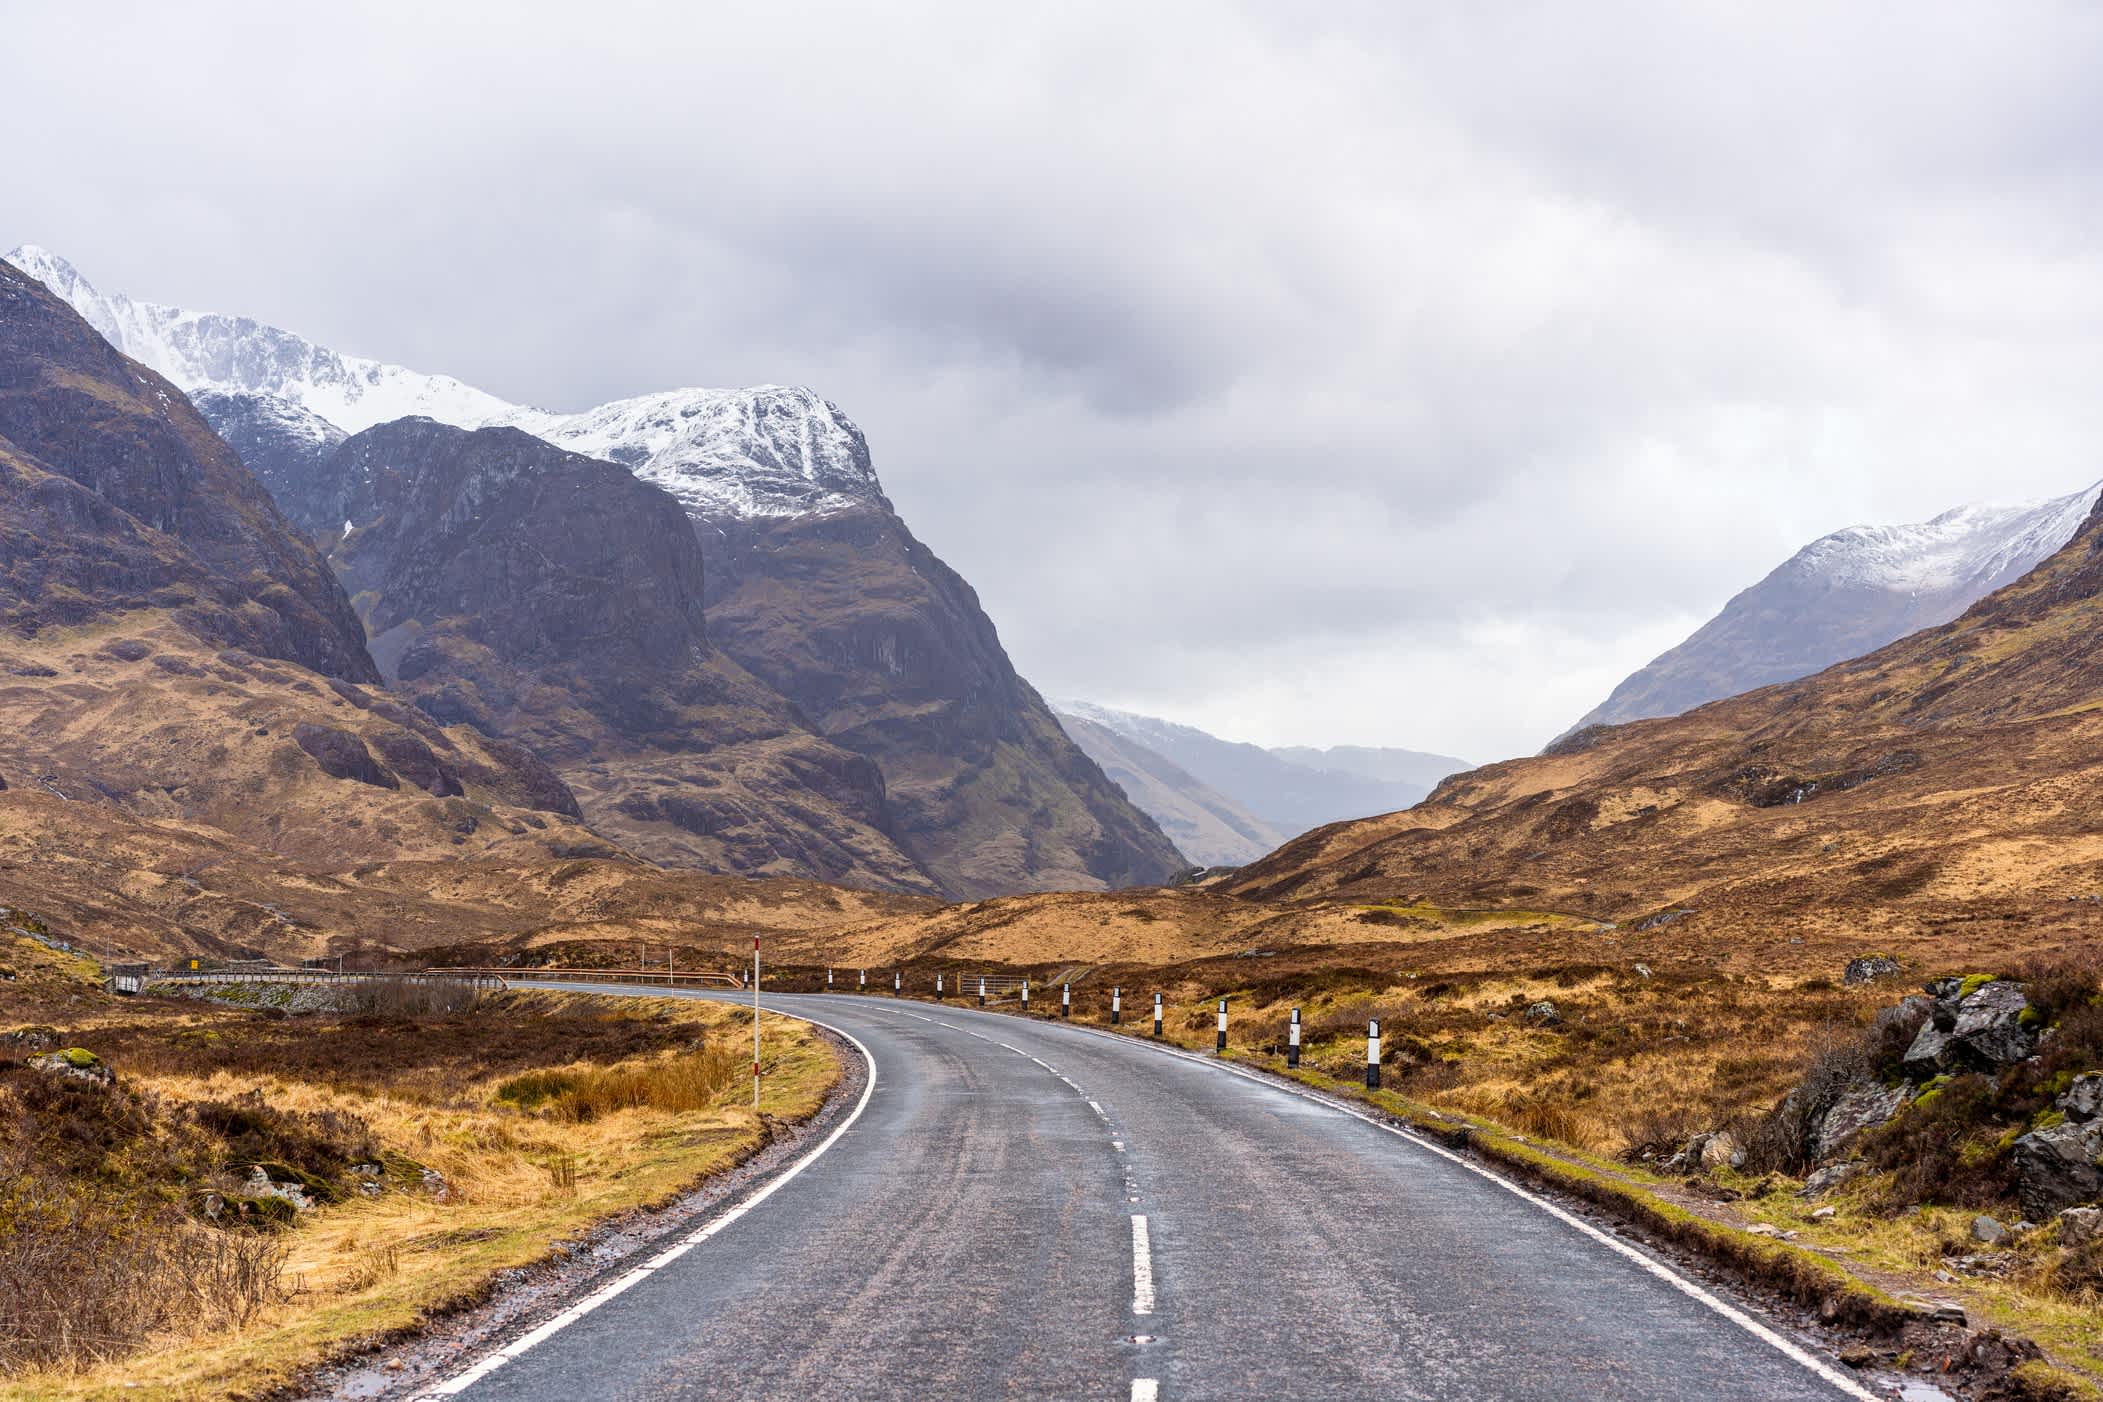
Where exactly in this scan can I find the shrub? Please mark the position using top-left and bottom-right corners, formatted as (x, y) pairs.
(1862, 1073), (2014, 1210)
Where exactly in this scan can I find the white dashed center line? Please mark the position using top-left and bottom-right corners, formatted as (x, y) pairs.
(1130, 1213), (1155, 1316)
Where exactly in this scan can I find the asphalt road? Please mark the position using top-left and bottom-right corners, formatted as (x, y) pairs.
(416, 990), (1875, 1402)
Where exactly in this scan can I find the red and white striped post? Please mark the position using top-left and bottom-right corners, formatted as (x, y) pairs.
(1061, 982), (1071, 1018)
(1216, 999), (1228, 1054)
(1287, 1007), (1301, 1068)
(1366, 1018), (1381, 1090)
(752, 935), (761, 1108)
(1152, 992), (1163, 1037)
(1111, 986), (1122, 1025)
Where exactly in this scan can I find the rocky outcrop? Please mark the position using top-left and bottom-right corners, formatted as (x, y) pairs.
(1903, 978), (2037, 1074)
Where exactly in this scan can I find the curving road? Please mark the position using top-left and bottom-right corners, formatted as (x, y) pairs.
(413, 990), (1875, 1402)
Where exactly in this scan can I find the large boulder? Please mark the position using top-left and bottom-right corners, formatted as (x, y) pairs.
(2014, 1118), (2103, 1220)
(1903, 979), (2035, 1076)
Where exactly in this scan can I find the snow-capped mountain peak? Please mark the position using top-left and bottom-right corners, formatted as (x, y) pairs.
(1, 245), (886, 520)
(1566, 479), (2103, 736)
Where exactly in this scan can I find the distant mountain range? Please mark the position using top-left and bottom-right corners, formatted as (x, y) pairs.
(1055, 702), (1471, 865)
(1567, 484), (2102, 738)
(5, 245), (1184, 899)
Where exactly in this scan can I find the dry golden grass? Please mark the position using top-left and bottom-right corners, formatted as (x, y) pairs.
(0, 988), (838, 1402)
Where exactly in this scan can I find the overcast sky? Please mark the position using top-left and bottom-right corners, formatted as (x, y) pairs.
(7, 2), (2103, 762)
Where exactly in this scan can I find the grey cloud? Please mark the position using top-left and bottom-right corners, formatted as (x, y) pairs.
(6, 1), (2103, 760)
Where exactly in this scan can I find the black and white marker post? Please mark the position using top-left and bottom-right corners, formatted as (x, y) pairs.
(893, 970), (901, 995)
(1111, 986), (1122, 1025)
(1061, 983), (1071, 1018)
(1287, 1006), (1301, 1067)
(1216, 998), (1228, 1054)
(752, 935), (762, 1109)
(936, 972), (945, 1000)
(858, 968), (866, 992)
(979, 977), (987, 1007)
(1021, 979), (1030, 1014)
(1153, 992), (1163, 1037)
(1367, 1018), (1382, 1090)
(826, 967), (833, 990)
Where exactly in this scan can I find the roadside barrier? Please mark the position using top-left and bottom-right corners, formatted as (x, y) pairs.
(1288, 1007), (1301, 1067)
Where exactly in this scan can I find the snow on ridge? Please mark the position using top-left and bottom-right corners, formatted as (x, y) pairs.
(1784, 482), (2103, 597)
(1, 245), (885, 520)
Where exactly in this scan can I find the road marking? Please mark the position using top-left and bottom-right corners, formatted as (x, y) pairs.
(1089, 1100), (1107, 1119)
(1131, 1380), (1159, 1401)
(1130, 1214), (1155, 1316)
(409, 1010), (881, 1400)
(1096, 1032), (1879, 1402)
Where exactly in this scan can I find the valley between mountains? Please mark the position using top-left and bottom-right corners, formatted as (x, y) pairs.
(13, 236), (2103, 1402)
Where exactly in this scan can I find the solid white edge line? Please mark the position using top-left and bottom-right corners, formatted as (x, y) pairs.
(408, 1005), (880, 1400)
(1130, 1213), (1155, 1316)
(872, 999), (1874, 1402)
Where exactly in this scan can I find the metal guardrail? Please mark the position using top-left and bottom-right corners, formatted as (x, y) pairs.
(140, 970), (512, 992)
(434, 966), (745, 990)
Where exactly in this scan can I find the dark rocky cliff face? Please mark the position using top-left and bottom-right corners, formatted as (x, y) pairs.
(701, 508), (1188, 897)
(228, 415), (942, 893)
(0, 264), (375, 682)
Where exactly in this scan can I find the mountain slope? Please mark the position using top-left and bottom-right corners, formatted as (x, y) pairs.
(701, 515), (1187, 895)
(1229, 491), (2103, 938)
(1568, 483), (2103, 735)
(0, 255), (610, 890)
(1057, 702), (1468, 838)
(0, 261), (374, 683)
(1053, 710), (1288, 866)
(8, 245), (1184, 898)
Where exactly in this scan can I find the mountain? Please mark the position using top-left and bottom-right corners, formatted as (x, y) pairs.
(250, 413), (940, 892)
(1053, 711), (1289, 866)
(1229, 489), (2103, 933)
(1567, 483), (2103, 736)
(1057, 702), (1471, 842)
(3, 246), (1186, 897)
